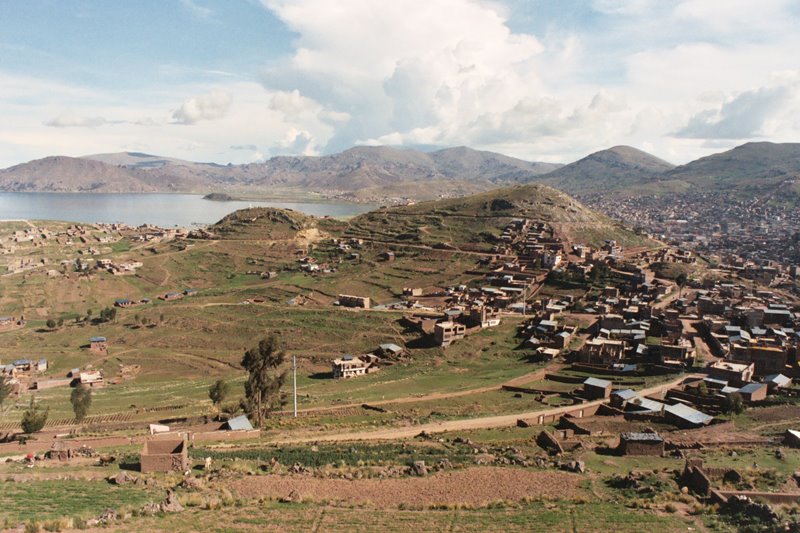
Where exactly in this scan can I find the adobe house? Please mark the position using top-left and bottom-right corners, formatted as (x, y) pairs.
(582, 377), (612, 400)
(618, 432), (664, 456)
(140, 438), (189, 473)
(89, 336), (108, 354)
(738, 382), (768, 402)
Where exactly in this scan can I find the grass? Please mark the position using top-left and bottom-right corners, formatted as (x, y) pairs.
(0, 479), (157, 523)
(54, 499), (700, 532)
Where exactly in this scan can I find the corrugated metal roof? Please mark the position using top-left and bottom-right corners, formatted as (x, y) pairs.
(664, 403), (713, 425)
(225, 415), (254, 431)
(584, 377), (612, 388)
(738, 382), (766, 394)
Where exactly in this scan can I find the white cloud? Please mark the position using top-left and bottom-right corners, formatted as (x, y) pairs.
(675, 84), (796, 139)
(180, 0), (213, 19)
(172, 89), (232, 124)
(44, 114), (111, 128)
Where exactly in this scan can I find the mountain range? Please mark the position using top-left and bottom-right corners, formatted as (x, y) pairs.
(1, 142), (799, 204)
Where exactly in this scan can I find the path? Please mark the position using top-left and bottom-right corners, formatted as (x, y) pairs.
(267, 374), (697, 444)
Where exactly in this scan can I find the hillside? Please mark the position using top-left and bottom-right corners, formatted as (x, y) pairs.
(346, 183), (654, 250)
(536, 145), (675, 195)
(207, 207), (317, 240)
(0, 156), (155, 193)
(657, 142), (800, 202)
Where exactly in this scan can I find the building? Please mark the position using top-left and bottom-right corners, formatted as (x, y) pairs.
(337, 294), (371, 309)
(737, 382), (768, 402)
(224, 415), (254, 431)
(434, 321), (466, 347)
(619, 432), (664, 456)
(583, 377), (612, 399)
(140, 438), (189, 473)
(79, 371), (104, 388)
(160, 291), (184, 301)
(114, 299), (133, 308)
(89, 336), (108, 354)
(664, 403), (713, 428)
(708, 360), (755, 386)
(332, 354), (378, 379)
(729, 343), (787, 376)
(764, 373), (792, 392)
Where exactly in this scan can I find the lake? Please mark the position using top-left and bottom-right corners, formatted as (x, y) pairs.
(0, 192), (377, 227)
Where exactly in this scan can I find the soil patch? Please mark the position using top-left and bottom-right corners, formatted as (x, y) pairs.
(229, 466), (584, 507)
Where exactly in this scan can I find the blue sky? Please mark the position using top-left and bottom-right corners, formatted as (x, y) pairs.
(1, 0), (799, 167)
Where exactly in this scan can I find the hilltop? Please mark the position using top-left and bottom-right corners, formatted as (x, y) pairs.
(0, 156), (153, 193)
(538, 145), (674, 195)
(206, 207), (318, 241)
(346, 183), (654, 250)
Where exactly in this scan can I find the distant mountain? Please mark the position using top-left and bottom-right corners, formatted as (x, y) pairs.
(536, 145), (675, 195)
(0, 156), (154, 192)
(657, 142), (800, 202)
(1, 146), (560, 201)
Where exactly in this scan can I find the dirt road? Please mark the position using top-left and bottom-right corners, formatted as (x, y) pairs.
(267, 374), (697, 444)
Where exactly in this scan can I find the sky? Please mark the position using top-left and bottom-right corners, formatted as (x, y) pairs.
(1, 0), (799, 168)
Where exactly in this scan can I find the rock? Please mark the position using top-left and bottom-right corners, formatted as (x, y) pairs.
(159, 490), (184, 513)
(725, 495), (779, 524)
(411, 460), (428, 476)
(435, 458), (453, 470)
(288, 462), (310, 475)
(99, 508), (119, 522)
(776, 448), (785, 460)
(107, 472), (137, 485)
(572, 460), (586, 473)
(280, 489), (302, 503)
(180, 477), (203, 490)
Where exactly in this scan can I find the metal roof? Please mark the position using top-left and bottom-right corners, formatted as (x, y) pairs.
(584, 377), (612, 389)
(225, 415), (254, 431)
(90, 336), (106, 342)
(612, 389), (637, 400)
(379, 343), (403, 353)
(765, 374), (791, 387)
(738, 382), (766, 394)
(664, 403), (713, 425)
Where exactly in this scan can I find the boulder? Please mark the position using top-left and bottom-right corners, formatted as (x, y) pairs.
(410, 460), (428, 476)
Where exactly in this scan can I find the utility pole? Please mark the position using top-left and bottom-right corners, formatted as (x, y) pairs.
(293, 355), (297, 418)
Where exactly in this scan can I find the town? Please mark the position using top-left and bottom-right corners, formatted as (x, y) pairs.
(0, 189), (798, 531)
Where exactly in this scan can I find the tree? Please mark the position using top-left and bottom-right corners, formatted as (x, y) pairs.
(99, 307), (117, 323)
(208, 379), (230, 416)
(0, 377), (13, 407)
(676, 272), (688, 297)
(46, 319), (56, 330)
(241, 335), (287, 427)
(57, 317), (64, 328)
(20, 397), (49, 434)
(722, 392), (745, 415)
(70, 385), (92, 422)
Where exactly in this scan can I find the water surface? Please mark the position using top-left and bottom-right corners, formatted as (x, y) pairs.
(0, 193), (376, 227)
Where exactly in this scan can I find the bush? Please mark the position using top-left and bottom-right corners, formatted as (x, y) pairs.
(21, 397), (48, 434)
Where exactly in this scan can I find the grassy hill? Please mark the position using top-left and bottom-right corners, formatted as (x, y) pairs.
(346, 183), (655, 250)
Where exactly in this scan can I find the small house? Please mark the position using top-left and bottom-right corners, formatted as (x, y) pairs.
(332, 355), (378, 379)
(89, 336), (108, 354)
(140, 438), (189, 473)
(764, 373), (792, 392)
(664, 403), (713, 428)
(619, 432), (664, 456)
(79, 371), (104, 388)
(583, 377), (612, 400)
(434, 321), (466, 347)
(114, 299), (133, 308)
(738, 382), (768, 402)
(709, 360), (755, 386)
